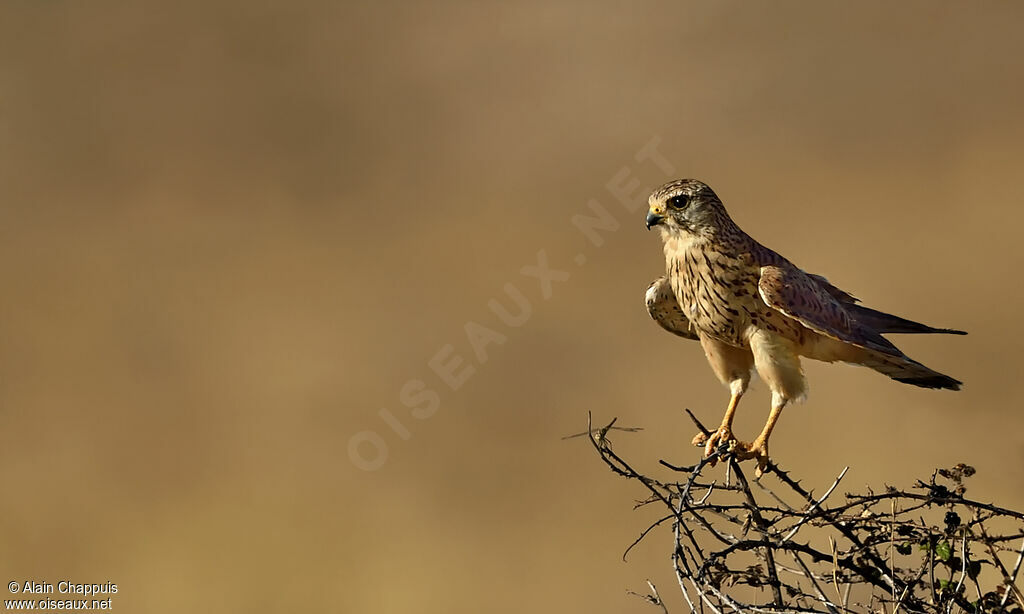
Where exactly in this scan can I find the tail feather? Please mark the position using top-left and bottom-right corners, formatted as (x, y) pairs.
(891, 374), (962, 390)
(857, 349), (962, 391)
(850, 305), (967, 336)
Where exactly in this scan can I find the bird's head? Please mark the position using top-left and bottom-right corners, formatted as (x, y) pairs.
(645, 179), (728, 237)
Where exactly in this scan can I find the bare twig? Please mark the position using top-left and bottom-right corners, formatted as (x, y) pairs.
(627, 579), (670, 614)
(581, 414), (1023, 614)
(1002, 535), (1024, 608)
(792, 550), (840, 614)
(685, 408), (711, 438)
(945, 529), (967, 614)
(730, 459), (784, 606)
(779, 466), (849, 543)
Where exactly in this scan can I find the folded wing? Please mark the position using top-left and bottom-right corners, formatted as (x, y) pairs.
(757, 265), (901, 355)
(646, 276), (699, 340)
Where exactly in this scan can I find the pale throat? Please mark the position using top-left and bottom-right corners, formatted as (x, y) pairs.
(660, 227), (703, 265)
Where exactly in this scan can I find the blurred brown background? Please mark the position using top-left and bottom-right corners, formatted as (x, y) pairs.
(1, 2), (1023, 612)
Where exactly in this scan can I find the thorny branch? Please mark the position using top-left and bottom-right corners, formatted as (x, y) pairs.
(581, 412), (1024, 614)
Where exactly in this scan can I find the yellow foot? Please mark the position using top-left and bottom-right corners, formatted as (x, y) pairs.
(734, 438), (770, 477)
(691, 426), (738, 462)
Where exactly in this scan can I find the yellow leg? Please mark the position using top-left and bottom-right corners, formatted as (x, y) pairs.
(751, 402), (783, 448)
(738, 396), (788, 476)
(692, 388), (745, 458)
(720, 391), (742, 432)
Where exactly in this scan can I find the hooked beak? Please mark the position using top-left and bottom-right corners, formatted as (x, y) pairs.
(645, 209), (664, 230)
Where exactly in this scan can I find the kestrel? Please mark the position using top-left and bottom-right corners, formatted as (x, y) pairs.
(644, 179), (964, 472)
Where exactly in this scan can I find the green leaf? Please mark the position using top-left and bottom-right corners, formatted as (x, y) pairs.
(936, 541), (952, 562)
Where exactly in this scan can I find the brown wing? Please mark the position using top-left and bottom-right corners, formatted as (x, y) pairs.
(809, 272), (966, 336)
(757, 265), (900, 356)
(807, 273), (859, 303)
(645, 277), (699, 340)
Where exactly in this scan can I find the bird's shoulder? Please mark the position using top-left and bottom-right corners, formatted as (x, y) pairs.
(746, 240), (859, 304)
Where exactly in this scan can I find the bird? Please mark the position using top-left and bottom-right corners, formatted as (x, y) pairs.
(644, 179), (965, 473)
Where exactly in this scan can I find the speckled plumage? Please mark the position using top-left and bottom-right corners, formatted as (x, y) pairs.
(644, 179), (965, 471)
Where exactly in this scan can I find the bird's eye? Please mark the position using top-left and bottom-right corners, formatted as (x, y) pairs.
(667, 194), (689, 209)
